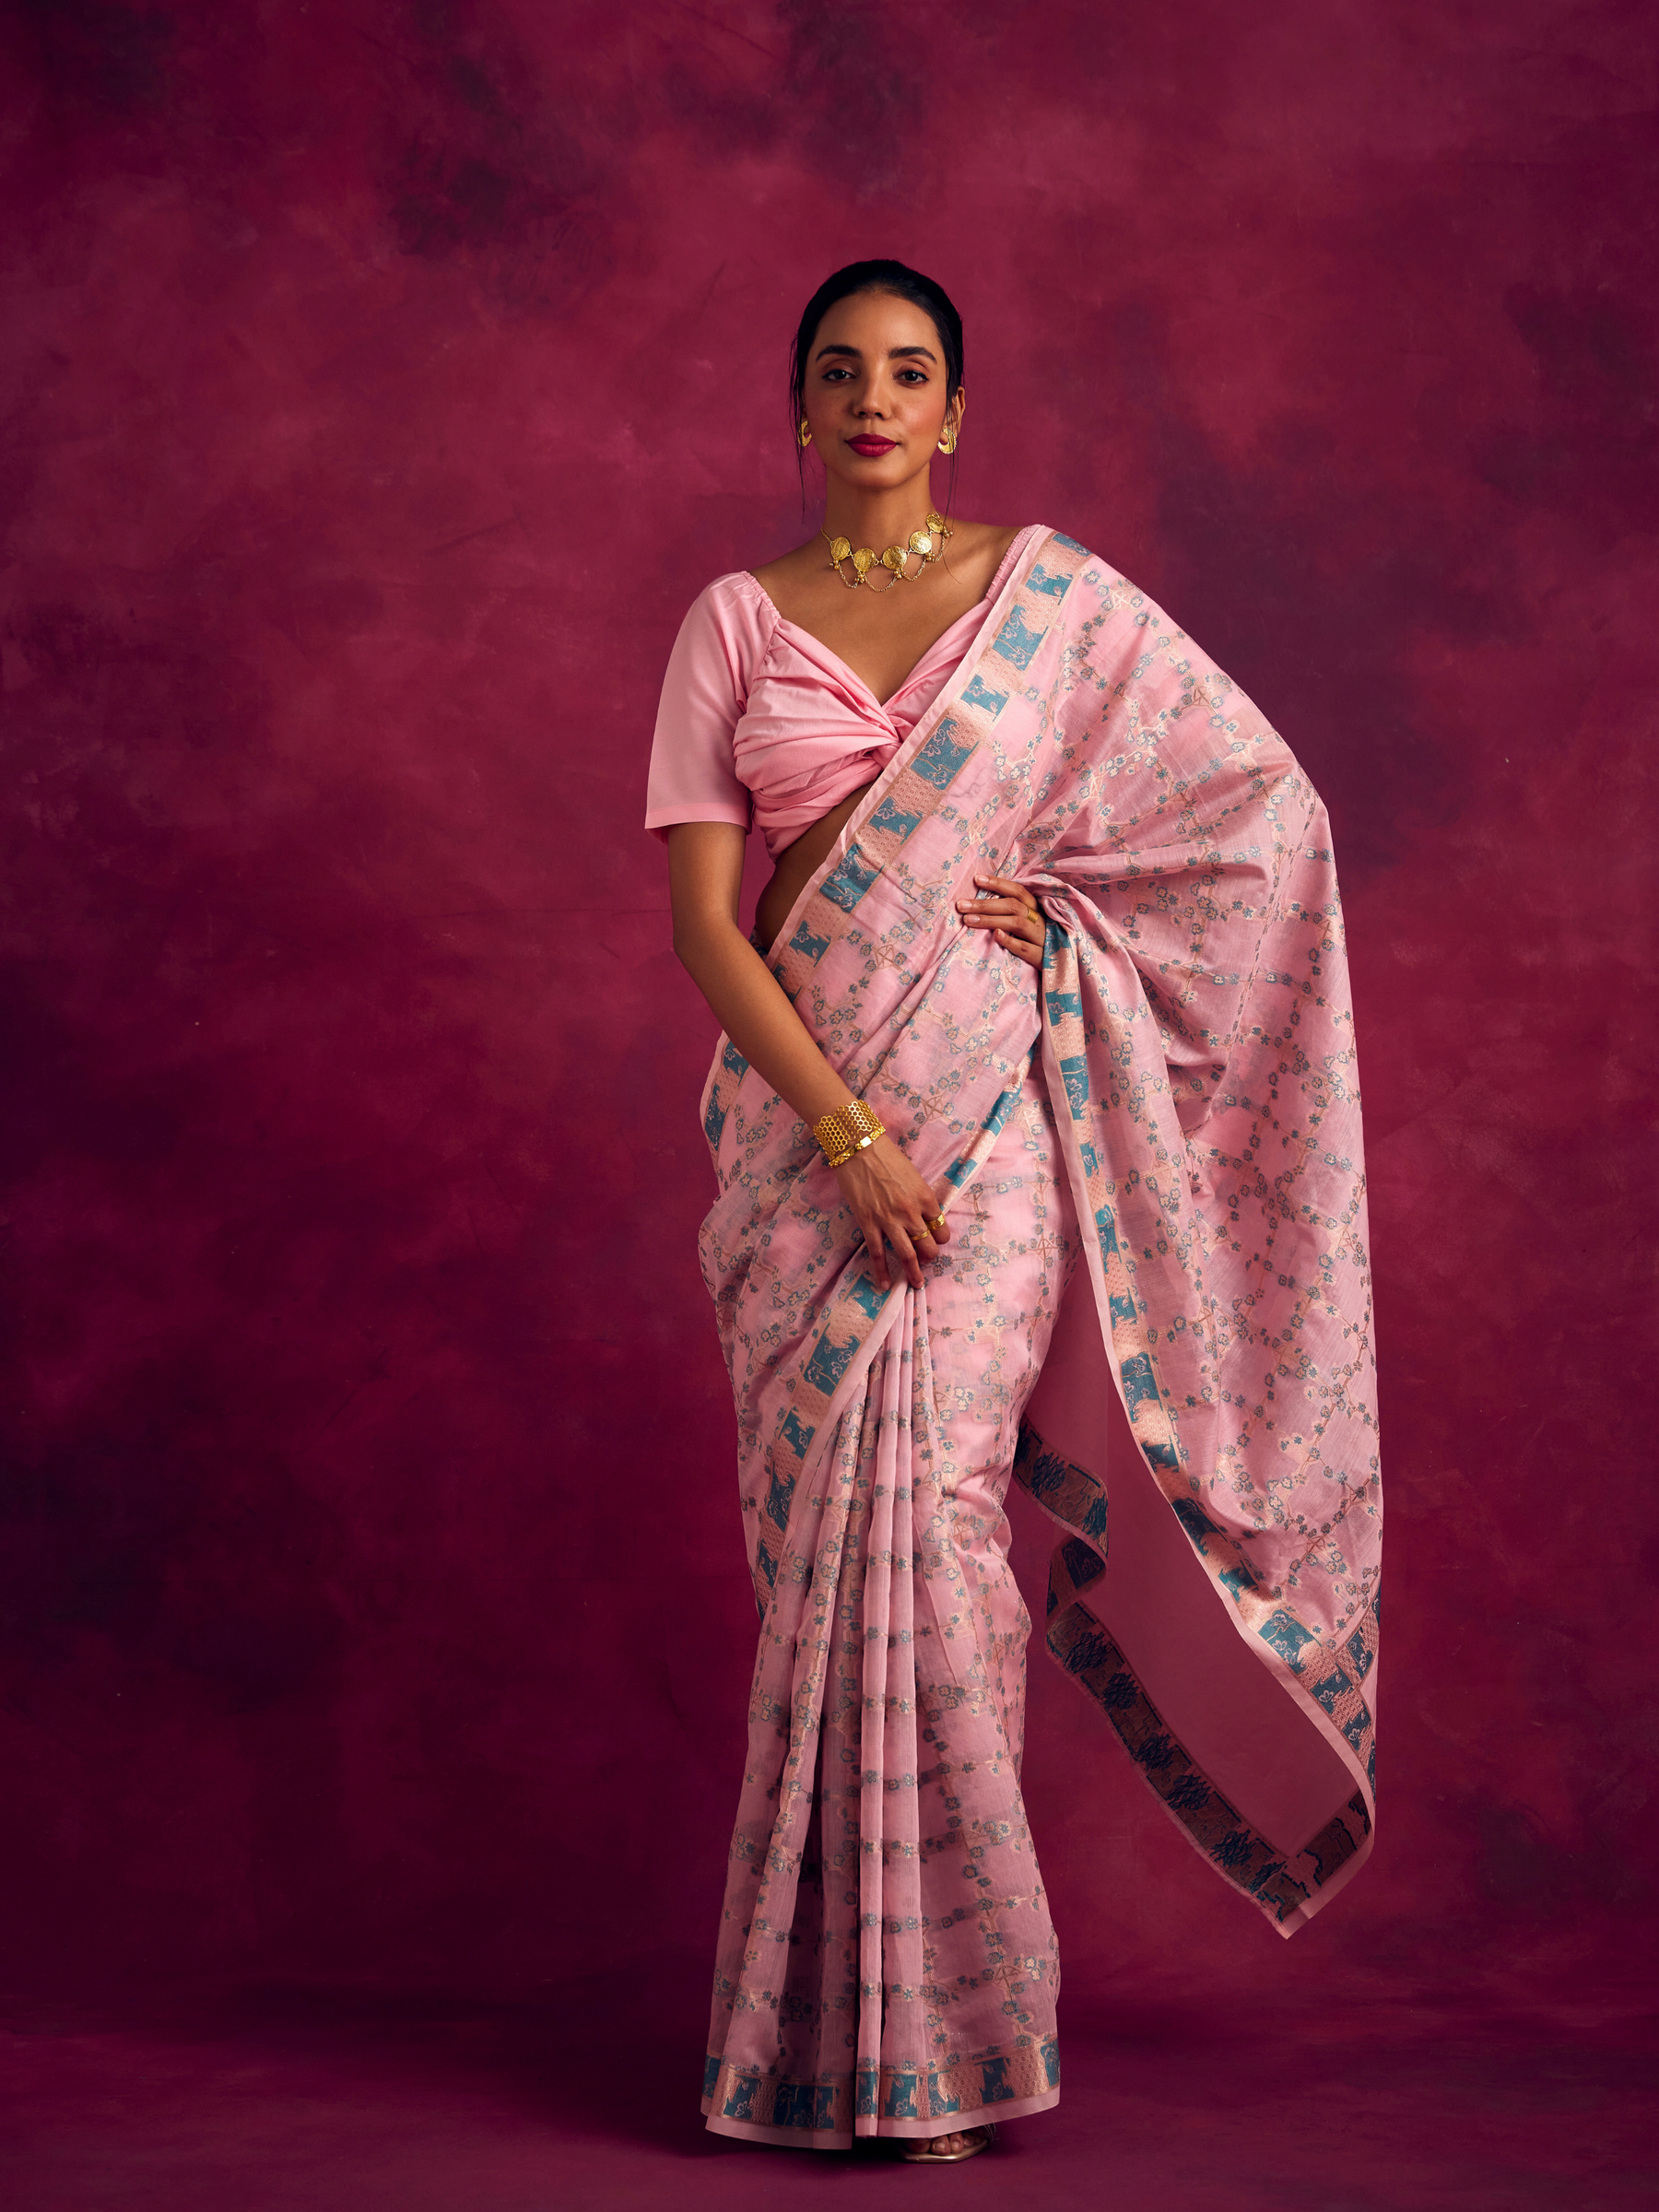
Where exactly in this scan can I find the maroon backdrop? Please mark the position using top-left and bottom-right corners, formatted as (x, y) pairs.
(1, 0), (1653, 2034)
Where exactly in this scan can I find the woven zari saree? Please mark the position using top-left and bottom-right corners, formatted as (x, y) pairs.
(695, 530), (1381, 2148)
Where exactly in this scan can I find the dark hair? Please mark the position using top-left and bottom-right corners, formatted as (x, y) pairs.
(789, 259), (964, 503)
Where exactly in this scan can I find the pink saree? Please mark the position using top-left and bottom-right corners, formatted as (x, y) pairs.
(695, 530), (1381, 2148)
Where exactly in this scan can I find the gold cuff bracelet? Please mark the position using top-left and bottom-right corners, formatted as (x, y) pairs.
(814, 1100), (887, 1170)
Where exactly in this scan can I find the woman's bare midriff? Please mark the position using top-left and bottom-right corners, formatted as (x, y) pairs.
(754, 782), (877, 953)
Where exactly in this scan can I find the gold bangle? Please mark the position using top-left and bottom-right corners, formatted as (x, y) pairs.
(814, 1099), (886, 1168)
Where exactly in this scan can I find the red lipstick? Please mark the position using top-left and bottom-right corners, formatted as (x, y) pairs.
(847, 435), (898, 456)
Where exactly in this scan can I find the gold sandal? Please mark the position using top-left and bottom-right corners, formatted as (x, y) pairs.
(899, 2123), (996, 2163)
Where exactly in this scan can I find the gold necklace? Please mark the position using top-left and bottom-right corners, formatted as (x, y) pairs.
(821, 510), (953, 591)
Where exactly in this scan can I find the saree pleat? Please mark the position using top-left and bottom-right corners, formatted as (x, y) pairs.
(703, 1072), (1073, 2147)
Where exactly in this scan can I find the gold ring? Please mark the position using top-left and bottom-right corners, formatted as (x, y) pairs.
(906, 1226), (930, 1241)
(926, 1214), (947, 1234)
(1024, 906), (1041, 925)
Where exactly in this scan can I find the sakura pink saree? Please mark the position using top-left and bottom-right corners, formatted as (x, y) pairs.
(695, 529), (1381, 2148)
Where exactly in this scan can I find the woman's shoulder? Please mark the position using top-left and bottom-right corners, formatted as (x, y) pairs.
(943, 521), (1053, 597)
(675, 568), (777, 649)
(662, 570), (778, 703)
(955, 520), (1071, 568)
(746, 539), (820, 603)
(1001, 522), (1091, 554)
(682, 566), (774, 615)
(956, 520), (1025, 549)
(993, 523), (1111, 581)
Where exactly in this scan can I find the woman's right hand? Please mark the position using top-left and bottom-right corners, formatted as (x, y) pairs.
(834, 1135), (951, 1291)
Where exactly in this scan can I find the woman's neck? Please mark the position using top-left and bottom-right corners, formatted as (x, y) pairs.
(820, 470), (943, 551)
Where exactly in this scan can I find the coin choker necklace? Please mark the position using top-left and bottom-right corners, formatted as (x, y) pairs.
(821, 511), (953, 591)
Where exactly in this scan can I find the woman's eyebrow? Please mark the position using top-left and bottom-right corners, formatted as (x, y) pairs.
(813, 342), (938, 362)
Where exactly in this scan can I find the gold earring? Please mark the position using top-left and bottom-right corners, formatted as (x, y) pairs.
(798, 417), (813, 449)
(937, 420), (959, 455)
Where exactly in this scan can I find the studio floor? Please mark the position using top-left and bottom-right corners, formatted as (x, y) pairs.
(1, 1962), (1651, 2212)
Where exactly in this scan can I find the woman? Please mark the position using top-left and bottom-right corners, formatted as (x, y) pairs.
(646, 261), (1381, 2163)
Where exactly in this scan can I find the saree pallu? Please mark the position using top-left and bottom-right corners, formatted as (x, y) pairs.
(695, 530), (1381, 2148)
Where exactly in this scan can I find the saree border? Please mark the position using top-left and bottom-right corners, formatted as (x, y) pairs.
(1013, 1424), (1371, 1933)
(1033, 916), (1379, 1934)
(700, 2033), (1061, 2147)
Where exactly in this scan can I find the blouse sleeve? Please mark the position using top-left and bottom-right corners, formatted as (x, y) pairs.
(643, 579), (762, 841)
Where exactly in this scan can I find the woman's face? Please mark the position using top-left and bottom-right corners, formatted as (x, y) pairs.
(800, 289), (961, 496)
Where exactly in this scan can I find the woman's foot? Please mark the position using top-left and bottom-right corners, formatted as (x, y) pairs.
(899, 2123), (995, 2162)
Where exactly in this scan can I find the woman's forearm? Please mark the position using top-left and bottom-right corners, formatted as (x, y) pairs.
(665, 822), (947, 1288)
(674, 919), (856, 1129)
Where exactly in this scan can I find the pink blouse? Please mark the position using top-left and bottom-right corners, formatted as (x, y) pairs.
(645, 526), (1042, 859)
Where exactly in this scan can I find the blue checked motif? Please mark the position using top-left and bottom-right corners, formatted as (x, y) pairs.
(722, 2077), (759, 2121)
(979, 2058), (1014, 2103)
(1118, 1351), (1161, 1419)
(912, 718), (975, 789)
(803, 1327), (856, 1395)
(1027, 563), (1072, 599)
(868, 794), (922, 842)
(1258, 1609), (1317, 1673)
(982, 1086), (1021, 1135)
(1171, 1496), (1225, 1548)
(821, 844), (882, 912)
(779, 1407), (816, 1459)
(773, 2082), (835, 2130)
(1308, 1669), (1349, 1716)
(882, 2073), (920, 2119)
(1341, 1703), (1372, 1756)
(993, 605), (1048, 669)
(960, 671), (1008, 717)
(924, 2069), (962, 2114)
(765, 1464), (795, 1532)
(1059, 1535), (1104, 1589)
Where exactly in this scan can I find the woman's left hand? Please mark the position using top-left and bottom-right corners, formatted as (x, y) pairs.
(957, 873), (1044, 969)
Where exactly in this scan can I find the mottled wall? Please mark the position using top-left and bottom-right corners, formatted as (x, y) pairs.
(1, 0), (1653, 2017)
